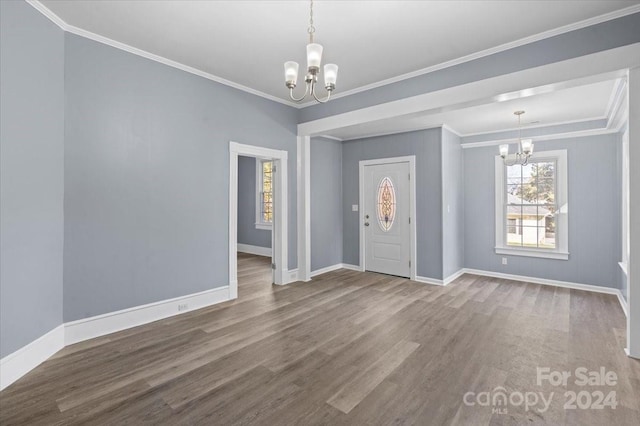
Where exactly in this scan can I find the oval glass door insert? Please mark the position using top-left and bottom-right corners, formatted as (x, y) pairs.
(376, 177), (396, 232)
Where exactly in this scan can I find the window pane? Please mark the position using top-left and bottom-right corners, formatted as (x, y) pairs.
(542, 216), (556, 249)
(506, 206), (522, 247)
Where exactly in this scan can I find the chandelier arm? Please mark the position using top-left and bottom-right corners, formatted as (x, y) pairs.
(310, 83), (332, 103)
(288, 82), (310, 102)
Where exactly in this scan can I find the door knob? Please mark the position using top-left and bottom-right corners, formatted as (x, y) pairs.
(364, 222), (370, 226)
(365, 214), (370, 219)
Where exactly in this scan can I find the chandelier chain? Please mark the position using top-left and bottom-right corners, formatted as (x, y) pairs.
(308, 0), (315, 43)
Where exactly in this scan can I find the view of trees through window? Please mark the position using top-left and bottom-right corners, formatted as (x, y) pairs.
(506, 160), (556, 249)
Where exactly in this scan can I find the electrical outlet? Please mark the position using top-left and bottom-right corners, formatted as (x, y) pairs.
(178, 303), (189, 311)
(502, 257), (508, 265)
(352, 204), (358, 212)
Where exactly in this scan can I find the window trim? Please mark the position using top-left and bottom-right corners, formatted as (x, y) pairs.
(494, 149), (569, 260)
(255, 159), (273, 230)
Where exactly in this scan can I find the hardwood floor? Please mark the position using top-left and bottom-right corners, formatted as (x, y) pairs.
(1, 253), (638, 425)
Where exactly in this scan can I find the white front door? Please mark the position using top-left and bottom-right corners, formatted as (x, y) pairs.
(363, 161), (411, 278)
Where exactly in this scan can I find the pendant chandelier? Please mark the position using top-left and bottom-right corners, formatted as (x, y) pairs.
(284, 0), (338, 103)
(500, 111), (534, 165)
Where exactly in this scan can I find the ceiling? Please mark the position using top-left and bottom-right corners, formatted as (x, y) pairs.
(321, 79), (619, 140)
(40, 0), (639, 105)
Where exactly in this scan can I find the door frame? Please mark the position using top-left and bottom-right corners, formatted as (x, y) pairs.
(229, 141), (288, 299)
(359, 156), (417, 280)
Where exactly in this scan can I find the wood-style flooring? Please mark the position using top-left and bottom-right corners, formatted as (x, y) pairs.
(1, 253), (638, 425)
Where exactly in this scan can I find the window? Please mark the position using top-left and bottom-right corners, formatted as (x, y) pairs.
(255, 159), (273, 230)
(495, 150), (568, 260)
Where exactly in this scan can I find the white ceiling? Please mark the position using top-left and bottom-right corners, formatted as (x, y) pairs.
(321, 79), (618, 140)
(40, 0), (639, 105)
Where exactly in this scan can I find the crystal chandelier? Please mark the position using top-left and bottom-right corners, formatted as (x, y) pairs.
(500, 111), (534, 165)
(284, 0), (338, 103)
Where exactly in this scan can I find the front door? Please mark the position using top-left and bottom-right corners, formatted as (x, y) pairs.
(363, 161), (411, 278)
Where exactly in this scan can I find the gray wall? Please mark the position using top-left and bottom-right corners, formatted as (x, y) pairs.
(342, 129), (443, 279)
(238, 156), (271, 249)
(310, 137), (343, 272)
(464, 135), (621, 288)
(63, 33), (298, 322)
(442, 128), (464, 279)
(299, 12), (640, 123)
(0, 1), (65, 357)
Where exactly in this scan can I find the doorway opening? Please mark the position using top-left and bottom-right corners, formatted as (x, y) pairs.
(229, 142), (288, 300)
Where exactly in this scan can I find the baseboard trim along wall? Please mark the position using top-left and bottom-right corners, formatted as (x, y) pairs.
(1, 286), (231, 391)
(464, 268), (628, 317)
(310, 263), (363, 277)
(237, 243), (272, 257)
(1, 324), (65, 391)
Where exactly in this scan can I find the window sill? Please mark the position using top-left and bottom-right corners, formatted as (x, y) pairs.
(619, 262), (628, 276)
(255, 223), (272, 231)
(495, 247), (569, 260)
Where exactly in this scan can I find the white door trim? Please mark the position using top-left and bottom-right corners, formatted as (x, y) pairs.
(359, 156), (417, 280)
(229, 142), (288, 299)
(297, 136), (311, 282)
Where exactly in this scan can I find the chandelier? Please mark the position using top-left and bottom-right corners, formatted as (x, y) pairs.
(500, 111), (534, 165)
(284, 0), (338, 103)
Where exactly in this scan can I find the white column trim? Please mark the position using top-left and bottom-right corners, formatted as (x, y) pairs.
(297, 136), (311, 282)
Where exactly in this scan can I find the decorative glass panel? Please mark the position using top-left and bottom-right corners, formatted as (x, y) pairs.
(376, 177), (396, 232)
(261, 161), (273, 223)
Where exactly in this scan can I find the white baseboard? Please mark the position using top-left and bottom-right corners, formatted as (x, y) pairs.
(286, 269), (299, 283)
(415, 275), (445, 286)
(237, 243), (272, 257)
(65, 286), (230, 345)
(464, 268), (627, 316)
(617, 292), (629, 317)
(1, 324), (65, 391)
(310, 263), (344, 277)
(443, 268), (466, 285)
(341, 263), (363, 272)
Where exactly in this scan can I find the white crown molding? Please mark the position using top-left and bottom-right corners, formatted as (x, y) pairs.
(315, 134), (343, 142)
(461, 127), (620, 149)
(298, 4), (640, 108)
(458, 115), (609, 139)
(0, 324), (65, 391)
(25, 1), (298, 108)
(26, 1), (640, 111)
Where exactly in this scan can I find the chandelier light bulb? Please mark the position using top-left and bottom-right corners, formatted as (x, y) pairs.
(521, 139), (533, 155)
(499, 144), (509, 158)
(306, 43), (323, 70)
(324, 64), (338, 87)
(284, 61), (299, 87)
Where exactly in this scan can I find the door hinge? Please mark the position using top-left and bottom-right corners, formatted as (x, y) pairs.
(409, 217), (411, 224)
(409, 260), (411, 267)
(271, 263), (276, 270)
(408, 173), (410, 180)
(273, 165), (277, 172)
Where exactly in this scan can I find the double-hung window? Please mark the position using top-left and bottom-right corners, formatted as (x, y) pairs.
(495, 150), (569, 260)
(255, 160), (273, 230)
